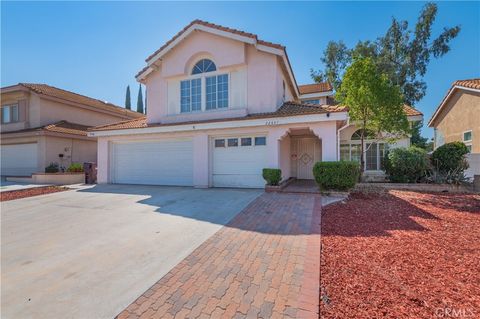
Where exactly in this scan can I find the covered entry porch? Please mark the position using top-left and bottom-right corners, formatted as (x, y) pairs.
(266, 121), (339, 181)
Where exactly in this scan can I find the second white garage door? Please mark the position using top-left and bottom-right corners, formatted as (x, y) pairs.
(212, 136), (267, 188)
(111, 139), (193, 186)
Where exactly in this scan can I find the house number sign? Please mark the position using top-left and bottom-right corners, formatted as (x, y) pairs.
(265, 120), (279, 126)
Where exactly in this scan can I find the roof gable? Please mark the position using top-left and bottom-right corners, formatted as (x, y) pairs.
(428, 78), (480, 127)
(136, 20), (300, 97)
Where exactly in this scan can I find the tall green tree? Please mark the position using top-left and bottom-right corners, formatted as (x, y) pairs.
(311, 2), (460, 106)
(137, 84), (144, 114)
(410, 120), (429, 149)
(125, 85), (131, 110)
(336, 57), (409, 173)
(144, 89), (147, 115)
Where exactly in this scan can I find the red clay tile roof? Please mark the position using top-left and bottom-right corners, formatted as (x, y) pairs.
(428, 78), (480, 126)
(453, 78), (480, 90)
(144, 19), (284, 64)
(90, 102), (421, 133)
(91, 102), (347, 132)
(2, 121), (91, 136)
(402, 104), (423, 116)
(298, 83), (333, 95)
(5, 83), (143, 119)
(43, 121), (91, 136)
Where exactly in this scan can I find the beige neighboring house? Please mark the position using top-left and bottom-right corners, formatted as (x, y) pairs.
(0, 83), (142, 176)
(428, 78), (480, 178)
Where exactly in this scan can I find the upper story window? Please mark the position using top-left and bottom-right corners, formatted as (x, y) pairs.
(180, 58), (228, 113)
(304, 99), (320, 104)
(1, 104), (19, 124)
(192, 59), (216, 75)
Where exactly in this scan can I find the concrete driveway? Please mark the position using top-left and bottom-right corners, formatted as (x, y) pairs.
(1, 184), (261, 319)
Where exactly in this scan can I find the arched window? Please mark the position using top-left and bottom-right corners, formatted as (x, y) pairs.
(351, 129), (375, 140)
(191, 59), (216, 75)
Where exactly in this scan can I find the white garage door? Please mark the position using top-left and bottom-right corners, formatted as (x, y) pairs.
(213, 136), (267, 188)
(1, 143), (38, 176)
(111, 139), (193, 186)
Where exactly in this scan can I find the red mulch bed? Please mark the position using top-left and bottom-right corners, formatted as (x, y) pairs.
(0, 186), (69, 202)
(320, 190), (480, 319)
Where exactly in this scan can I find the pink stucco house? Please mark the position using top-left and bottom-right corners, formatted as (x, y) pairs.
(89, 20), (423, 188)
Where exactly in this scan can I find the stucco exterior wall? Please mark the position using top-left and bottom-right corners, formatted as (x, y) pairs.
(433, 90), (480, 153)
(144, 30), (292, 125)
(37, 98), (131, 127)
(43, 136), (97, 170)
(96, 121), (338, 186)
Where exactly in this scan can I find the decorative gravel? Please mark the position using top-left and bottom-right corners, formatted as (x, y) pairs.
(0, 186), (69, 202)
(320, 190), (480, 319)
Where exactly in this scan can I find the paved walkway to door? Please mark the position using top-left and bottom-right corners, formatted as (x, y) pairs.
(116, 192), (321, 319)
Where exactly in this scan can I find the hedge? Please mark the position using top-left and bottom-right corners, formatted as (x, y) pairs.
(262, 168), (282, 186)
(384, 146), (429, 183)
(313, 161), (360, 190)
(431, 142), (469, 173)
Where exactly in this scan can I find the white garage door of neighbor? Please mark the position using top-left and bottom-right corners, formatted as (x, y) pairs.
(213, 136), (268, 188)
(1, 143), (38, 176)
(111, 139), (193, 186)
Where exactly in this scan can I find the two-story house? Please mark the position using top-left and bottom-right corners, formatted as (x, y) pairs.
(0, 83), (142, 176)
(89, 20), (422, 188)
(428, 78), (480, 178)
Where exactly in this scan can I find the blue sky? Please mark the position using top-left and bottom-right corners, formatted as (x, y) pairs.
(2, 1), (479, 138)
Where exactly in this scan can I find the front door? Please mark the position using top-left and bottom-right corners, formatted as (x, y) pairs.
(295, 138), (321, 179)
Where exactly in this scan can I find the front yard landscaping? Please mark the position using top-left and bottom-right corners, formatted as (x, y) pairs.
(320, 190), (480, 318)
(0, 186), (69, 201)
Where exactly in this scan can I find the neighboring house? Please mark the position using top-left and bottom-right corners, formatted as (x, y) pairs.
(89, 20), (422, 188)
(0, 83), (142, 176)
(428, 78), (480, 178)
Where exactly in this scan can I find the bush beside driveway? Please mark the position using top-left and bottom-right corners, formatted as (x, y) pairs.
(320, 190), (480, 319)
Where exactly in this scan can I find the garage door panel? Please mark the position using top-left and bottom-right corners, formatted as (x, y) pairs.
(1, 143), (38, 176)
(111, 139), (193, 186)
(212, 137), (267, 188)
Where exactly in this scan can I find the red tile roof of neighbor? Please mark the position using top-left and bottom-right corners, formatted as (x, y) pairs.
(428, 78), (480, 126)
(298, 83), (333, 94)
(3, 121), (91, 136)
(453, 78), (480, 90)
(2, 83), (142, 118)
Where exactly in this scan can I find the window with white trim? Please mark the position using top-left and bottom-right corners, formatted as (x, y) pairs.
(1, 104), (19, 123)
(206, 74), (228, 110)
(463, 130), (472, 153)
(340, 129), (386, 171)
(180, 59), (229, 113)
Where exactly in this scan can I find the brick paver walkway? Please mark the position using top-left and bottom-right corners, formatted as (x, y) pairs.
(116, 192), (321, 319)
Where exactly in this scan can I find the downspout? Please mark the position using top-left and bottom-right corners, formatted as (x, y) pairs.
(337, 117), (350, 160)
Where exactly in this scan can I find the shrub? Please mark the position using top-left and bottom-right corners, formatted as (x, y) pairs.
(384, 146), (429, 183)
(67, 163), (84, 173)
(262, 168), (282, 186)
(45, 162), (59, 173)
(313, 161), (360, 190)
(431, 142), (469, 173)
